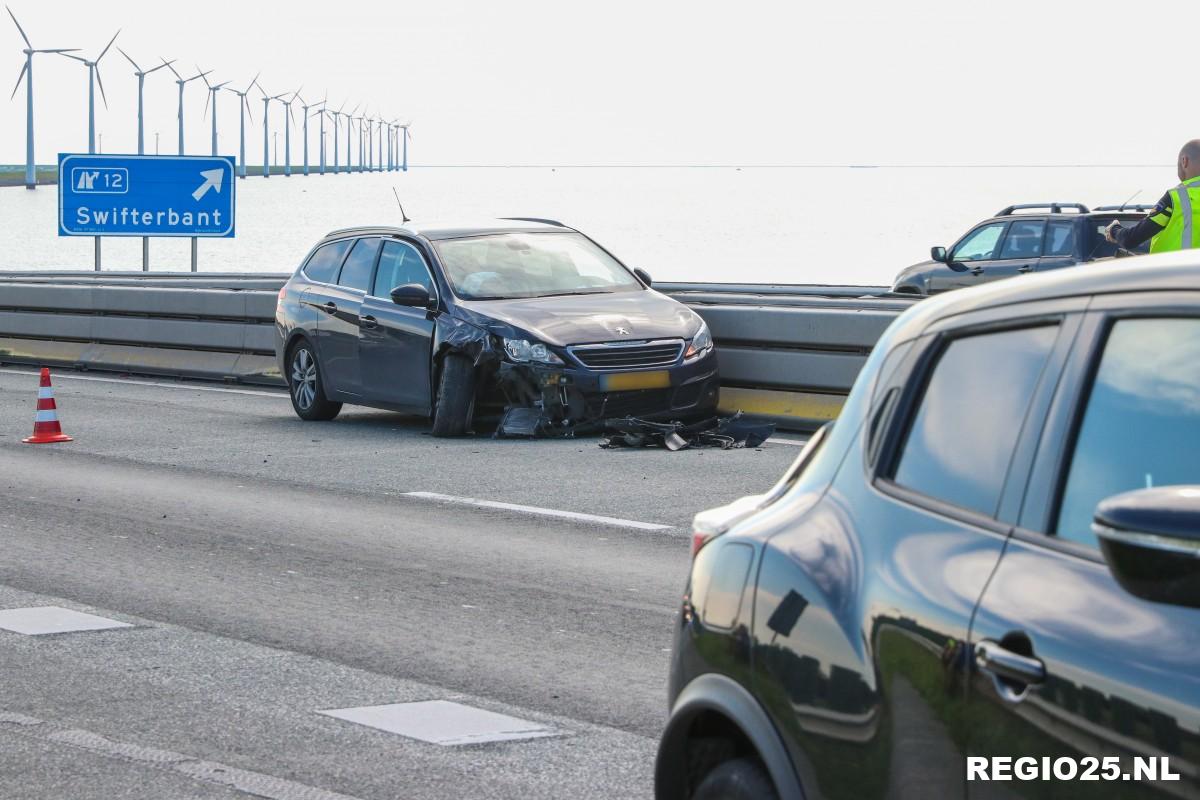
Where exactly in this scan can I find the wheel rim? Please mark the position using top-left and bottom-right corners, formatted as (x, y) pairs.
(291, 347), (317, 410)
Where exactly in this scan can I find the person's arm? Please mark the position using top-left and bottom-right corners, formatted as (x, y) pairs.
(1106, 192), (1173, 249)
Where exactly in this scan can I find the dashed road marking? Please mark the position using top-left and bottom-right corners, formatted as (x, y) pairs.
(0, 711), (365, 800)
(0, 606), (132, 635)
(319, 700), (560, 746)
(403, 491), (673, 531)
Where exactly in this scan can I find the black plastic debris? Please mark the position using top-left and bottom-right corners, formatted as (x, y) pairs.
(599, 412), (775, 451)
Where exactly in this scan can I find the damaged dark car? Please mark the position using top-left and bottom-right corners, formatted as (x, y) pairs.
(274, 219), (719, 436)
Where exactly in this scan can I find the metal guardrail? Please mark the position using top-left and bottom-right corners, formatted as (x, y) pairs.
(0, 272), (919, 430)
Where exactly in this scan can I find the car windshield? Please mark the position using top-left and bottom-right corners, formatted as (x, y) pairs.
(432, 232), (643, 300)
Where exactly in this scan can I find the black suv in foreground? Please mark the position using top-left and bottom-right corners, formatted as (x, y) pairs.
(658, 253), (1199, 799)
(274, 219), (718, 435)
(892, 203), (1151, 295)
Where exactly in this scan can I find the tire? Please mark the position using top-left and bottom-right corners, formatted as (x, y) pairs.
(430, 353), (476, 437)
(287, 339), (342, 421)
(692, 758), (778, 800)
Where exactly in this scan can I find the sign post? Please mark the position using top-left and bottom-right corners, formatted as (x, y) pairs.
(58, 154), (236, 271)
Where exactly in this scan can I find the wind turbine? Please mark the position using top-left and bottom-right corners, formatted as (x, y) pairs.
(344, 103), (358, 174)
(224, 73), (257, 177)
(376, 118), (384, 172)
(164, 60), (211, 154)
(118, 49), (173, 155)
(355, 109), (366, 173)
(201, 71), (231, 157)
(299, 92), (324, 175)
(58, 30), (118, 154)
(399, 122), (412, 172)
(259, 84), (286, 177)
(6, 7), (78, 189)
(279, 87), (301, 176)
(329, 101), (346, 174)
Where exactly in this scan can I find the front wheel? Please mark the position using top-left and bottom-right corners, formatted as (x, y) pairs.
(430, 353), (476, 437)
(692, 758), (779, 800)
(288, 340), (342, 421)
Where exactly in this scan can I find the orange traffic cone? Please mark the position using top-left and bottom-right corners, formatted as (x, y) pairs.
(23, 368), (73, 444)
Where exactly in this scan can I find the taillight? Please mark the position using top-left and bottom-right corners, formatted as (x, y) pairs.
(691, 529), (714, 558)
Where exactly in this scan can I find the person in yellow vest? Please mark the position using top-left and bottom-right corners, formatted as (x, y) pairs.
(1106, 139), (1200, 252)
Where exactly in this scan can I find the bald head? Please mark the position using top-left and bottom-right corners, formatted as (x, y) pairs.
(1178, 139), (1200, 181)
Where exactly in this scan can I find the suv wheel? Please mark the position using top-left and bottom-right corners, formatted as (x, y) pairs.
(692, 758), (778, 800)
(430, 353), (476, 437)
(288, 340), (342, 421)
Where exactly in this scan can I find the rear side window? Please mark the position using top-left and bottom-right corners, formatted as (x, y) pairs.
(337, 238), (381, 293)
(373, 240), (434, 298)
(999, 220), (1045, 259)
(1044, 221), (1076, 257)
(1055, 318), (1200, 546)
(893, 325), (1059, 517)
(302, 240), (352, 284)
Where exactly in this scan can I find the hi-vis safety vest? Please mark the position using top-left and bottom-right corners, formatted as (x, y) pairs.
(1149, 177), (1200, 253)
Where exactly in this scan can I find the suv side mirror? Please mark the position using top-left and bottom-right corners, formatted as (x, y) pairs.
(390, 283), (433, 308)
(1093, 486), (1200, 608)
(931, 246), (948, 263)
(634, 268), (653, 287)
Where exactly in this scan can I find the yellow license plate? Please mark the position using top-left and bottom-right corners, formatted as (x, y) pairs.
(601, 371), (671, 391)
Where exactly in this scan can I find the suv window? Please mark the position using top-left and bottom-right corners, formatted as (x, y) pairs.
(337, 238), (381, 293)
(1055, 318), (1200, 546)
(999, 220), (1045, 259)
(302, 240), (352, 284)
(893, 325), (1059, 517)
(952, 223), (1006, 262)
(373, 240), (434, 299)
(1045, 221), (1076, 257)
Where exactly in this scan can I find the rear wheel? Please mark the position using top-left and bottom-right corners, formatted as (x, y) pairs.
(692, 758), (778, 800)
(430, 353), (476, 437)
(288, 340), (342, 421)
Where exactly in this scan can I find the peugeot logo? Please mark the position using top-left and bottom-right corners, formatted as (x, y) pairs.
(616, 326), (630, 336)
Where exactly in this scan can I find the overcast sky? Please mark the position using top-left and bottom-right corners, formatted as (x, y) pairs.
(0, 0), (1192, 167)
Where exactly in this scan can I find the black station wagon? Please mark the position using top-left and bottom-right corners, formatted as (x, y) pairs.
(657, 253), (1200, 800)
(274, 219), (718, 435)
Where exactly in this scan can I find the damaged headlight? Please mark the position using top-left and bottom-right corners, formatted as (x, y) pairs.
(684, 320), (713, 360)
(503, 338), (564, 365)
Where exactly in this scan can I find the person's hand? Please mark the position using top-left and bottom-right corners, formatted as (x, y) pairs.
(1105, 221), (1122, 244)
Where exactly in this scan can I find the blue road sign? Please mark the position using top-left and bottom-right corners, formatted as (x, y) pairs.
(58, 154), (236, 238)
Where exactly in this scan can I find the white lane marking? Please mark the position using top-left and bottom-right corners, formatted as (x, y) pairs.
(319, 700), (560, 746)
(403, 491), (673, 531)
(0, 711), (365, 800)
(765, 436), (810, 447)
(0, 606), (132, 635)
(0, 367), (286, 399)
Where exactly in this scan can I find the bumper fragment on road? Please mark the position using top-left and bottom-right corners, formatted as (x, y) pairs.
(0, 606), (132, 636)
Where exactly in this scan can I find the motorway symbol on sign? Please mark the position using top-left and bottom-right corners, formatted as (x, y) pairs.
(58, 153), (236, 238)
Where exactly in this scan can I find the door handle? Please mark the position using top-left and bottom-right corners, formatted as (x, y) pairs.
(971, 266), (985, 276)
(975, 639), (1046, 688)
(1017, 264), (1033, 274)
(322, 301), (337, 315)
(360, 315), (378, 329)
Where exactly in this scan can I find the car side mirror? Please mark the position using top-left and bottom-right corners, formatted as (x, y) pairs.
(1093, 486), (1200, 608)
(390, 283), (433, 308)
(931, 246), (948, 263)
(633, 268), (653, 287)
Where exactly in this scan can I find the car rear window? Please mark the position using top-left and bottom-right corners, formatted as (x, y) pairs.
(893, 325), (1059, 518)
(337, 238), (381, 293)
(1044, 221), (1076, 257)
(302, 240), (352, 284)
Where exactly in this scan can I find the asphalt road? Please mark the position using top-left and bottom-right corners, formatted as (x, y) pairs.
(0, 367), (801, 799)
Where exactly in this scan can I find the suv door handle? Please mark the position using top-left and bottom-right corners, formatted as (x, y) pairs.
(975, 640), (1046, 687)
(360, 315), (378, 329)
(1017, 264), (1033, 274)
(322, 301), (337, 315)
(971, 266), (985, 276)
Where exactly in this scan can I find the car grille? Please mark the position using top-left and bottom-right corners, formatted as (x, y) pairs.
(568, 339), (684, 371)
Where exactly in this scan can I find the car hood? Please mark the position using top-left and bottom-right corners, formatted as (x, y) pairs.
(892, 259), (937, 289)
(455, 289), (701, 347)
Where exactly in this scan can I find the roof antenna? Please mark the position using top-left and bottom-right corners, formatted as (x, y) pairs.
(392, 187), (410, 223)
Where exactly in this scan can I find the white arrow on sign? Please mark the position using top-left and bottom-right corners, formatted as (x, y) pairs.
(191, 168), (225, 202)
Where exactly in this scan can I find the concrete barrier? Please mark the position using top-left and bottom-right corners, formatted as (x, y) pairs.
(0, 272), (919, 429)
